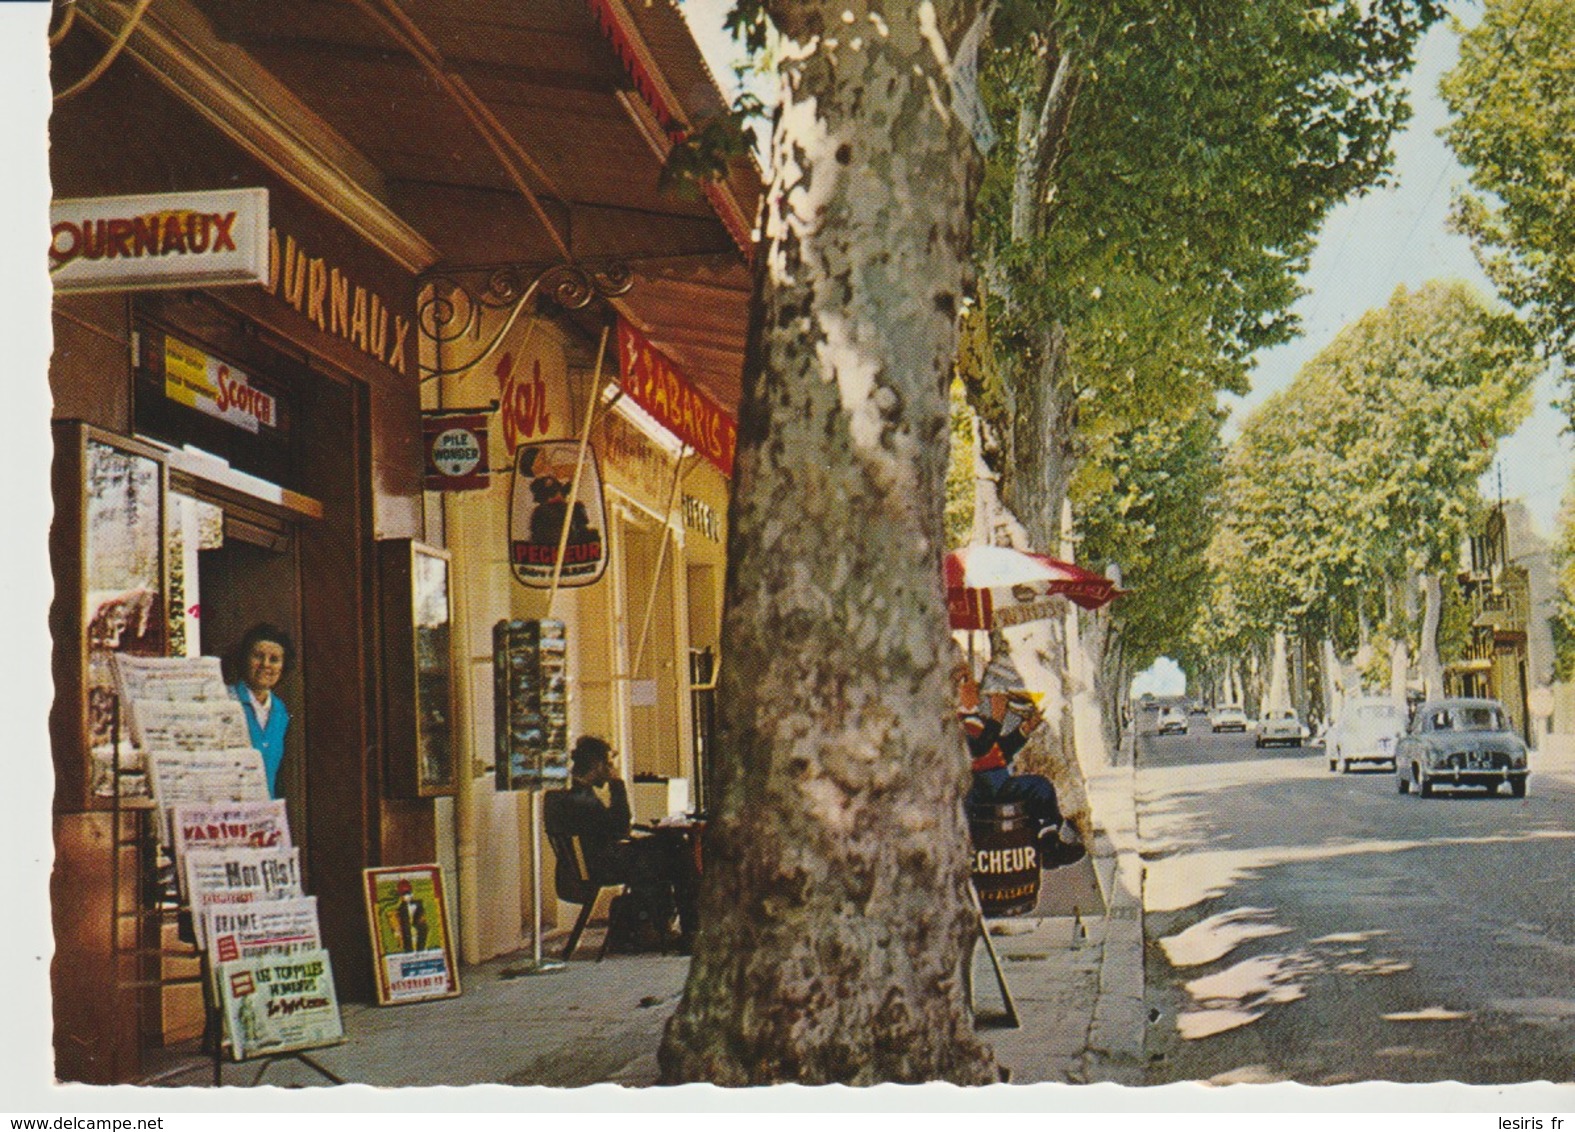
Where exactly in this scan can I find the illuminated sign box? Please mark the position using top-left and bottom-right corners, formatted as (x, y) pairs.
(50, 187), (269, 293)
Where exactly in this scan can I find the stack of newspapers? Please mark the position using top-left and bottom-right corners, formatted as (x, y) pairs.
(115, 655), (343, 1062)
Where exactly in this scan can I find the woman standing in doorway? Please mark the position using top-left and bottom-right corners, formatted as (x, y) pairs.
(230, 623), (294, 798)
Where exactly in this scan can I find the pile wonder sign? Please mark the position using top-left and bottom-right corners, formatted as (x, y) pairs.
(50, 188), (269, 293)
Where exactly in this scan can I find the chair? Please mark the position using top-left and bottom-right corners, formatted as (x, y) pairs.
(543, 791), (616, 960)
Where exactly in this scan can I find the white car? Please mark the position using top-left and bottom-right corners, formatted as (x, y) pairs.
(1325, 697), (1405, 773)
(1157, 706), (1189, 735)
(1256, 708), (1303, 748)
(1210, 705), (1248, 733)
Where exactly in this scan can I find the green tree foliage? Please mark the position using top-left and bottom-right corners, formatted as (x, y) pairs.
(1443, 0), (1575, 382)
(965, 0), (1445, 711)
(1077, 403), (1225, 677)
(1208, 279), (1537, 659)
(973, 0), (1447, 444)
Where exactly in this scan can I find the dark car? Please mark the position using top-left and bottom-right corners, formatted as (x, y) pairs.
(1395, 697), (1529, 798)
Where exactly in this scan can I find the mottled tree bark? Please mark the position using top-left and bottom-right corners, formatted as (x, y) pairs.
(1419, 572), (1443, 699)
(658, 0), (995, 1086)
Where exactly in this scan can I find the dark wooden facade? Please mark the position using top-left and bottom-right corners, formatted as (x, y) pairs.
(49, 37), (429, 1082)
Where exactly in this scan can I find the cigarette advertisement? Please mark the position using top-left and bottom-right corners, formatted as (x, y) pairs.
(362, 865), (461, 1005)
(217, 948), (343, 1062)
(507, 440), (608, 588)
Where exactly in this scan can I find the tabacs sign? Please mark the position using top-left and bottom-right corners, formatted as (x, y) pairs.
(617, 320), (737, 476)
(50, 188), (269, 293)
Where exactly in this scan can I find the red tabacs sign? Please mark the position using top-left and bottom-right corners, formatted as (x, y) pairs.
(617, 321), (737, 476)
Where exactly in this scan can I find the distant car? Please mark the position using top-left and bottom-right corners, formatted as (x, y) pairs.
(1210, 705), (1248, 733)
(1396, 697), (1528, 798)
(1256, 708), (1303, 748)
(1157, 706), (1189, 735)
(1189, 701), (1209, 715)
(1326, 697), (1405, 773)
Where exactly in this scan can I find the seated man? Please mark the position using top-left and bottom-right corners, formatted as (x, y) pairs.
(955, 664), (1085, 868)
(545, 736), (699, 950)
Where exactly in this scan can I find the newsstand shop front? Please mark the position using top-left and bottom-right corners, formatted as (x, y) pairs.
(48, 0), (757, 1085)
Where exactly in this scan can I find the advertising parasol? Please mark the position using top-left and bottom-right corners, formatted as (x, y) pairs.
(943, 545), (1122, 631)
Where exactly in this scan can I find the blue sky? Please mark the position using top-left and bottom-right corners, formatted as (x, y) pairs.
(679, 0), (1573, 535)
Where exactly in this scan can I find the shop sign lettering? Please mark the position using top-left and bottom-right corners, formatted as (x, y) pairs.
(617, 320), (737, 476)
(266, 228), (411, 377)
(596, 410), (669, 500)
(165, 335), (277, 435)
(682, 493), (723, 543)
(50, 188), (269, 293)
(497, 353), (553, 454)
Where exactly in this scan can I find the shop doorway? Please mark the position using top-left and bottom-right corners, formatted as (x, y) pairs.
(170, 491), (306, 843)
(618, 512), (683, 784)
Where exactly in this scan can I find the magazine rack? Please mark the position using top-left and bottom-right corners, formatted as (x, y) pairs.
(105, 696), (214, 1080)
(109, 687), (345, 1086)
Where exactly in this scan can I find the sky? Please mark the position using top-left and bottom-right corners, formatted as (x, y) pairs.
(678, 0), (1573, 537)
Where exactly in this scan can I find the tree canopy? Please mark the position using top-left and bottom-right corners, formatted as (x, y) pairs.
(1205, 279), (1537, 662)
(1443, 0), (1575, 388)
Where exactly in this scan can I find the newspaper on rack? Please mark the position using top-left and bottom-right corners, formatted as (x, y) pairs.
(169, 799), (290, 896)
(145, 748), (270, 845)
(202, 896), (322, 1005)
(183, 846), (304, 947)
(111, 654), (232, 748)
(216, 948), (343, 1061)
(134, 698), (251, 753)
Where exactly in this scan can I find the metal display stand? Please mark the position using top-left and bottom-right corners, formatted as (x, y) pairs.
(493, 619), (570, 975)
(964, 884), (1021, 1029)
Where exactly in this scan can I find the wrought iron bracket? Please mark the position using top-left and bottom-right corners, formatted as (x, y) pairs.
(417, 259), (635, 382)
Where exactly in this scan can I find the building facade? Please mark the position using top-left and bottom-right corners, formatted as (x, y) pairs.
(48, 0), (756, 1083)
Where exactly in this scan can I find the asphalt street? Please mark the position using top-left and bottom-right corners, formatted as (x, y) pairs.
(1133, 706), (1575, 1086)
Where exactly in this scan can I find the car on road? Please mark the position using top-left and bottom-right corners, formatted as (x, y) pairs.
(1188, 700), (1209, 715)
(1210, 705), (1248, 733)
(1256, 707), (1304, 748)
(1396, 697), (1529, 798)
(1157, 706), (1189, 735)
(1326, 696), (1405, 773)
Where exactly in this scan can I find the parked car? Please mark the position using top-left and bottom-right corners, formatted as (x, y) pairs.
(1256, 707), (1303, 748)
(1157, 706), (1189, 735)
(1210, 705), (1248, 733)
(1396, 697), (1529, 798)
(1325, 696), (1405, 773)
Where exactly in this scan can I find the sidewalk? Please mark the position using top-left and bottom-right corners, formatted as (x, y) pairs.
(142, 749), (1148, 1090)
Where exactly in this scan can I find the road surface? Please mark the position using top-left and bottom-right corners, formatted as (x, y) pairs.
(1134, 708), (1575, 1085)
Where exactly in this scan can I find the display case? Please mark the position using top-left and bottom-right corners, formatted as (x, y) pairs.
(51, 421), (171, 811)
(379, 540), (458, 797)
(492, 619), (569, 791)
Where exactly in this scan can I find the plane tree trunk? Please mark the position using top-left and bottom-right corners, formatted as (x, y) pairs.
(659, 0), (996, 1086)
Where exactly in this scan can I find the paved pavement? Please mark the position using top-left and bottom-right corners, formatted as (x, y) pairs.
(141, 743), (1148, 1090)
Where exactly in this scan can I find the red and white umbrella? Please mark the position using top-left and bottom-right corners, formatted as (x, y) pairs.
(943, 545), (1122, 630)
